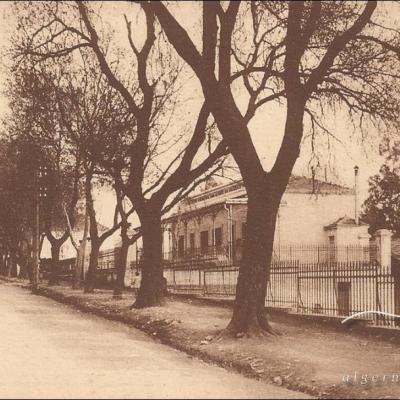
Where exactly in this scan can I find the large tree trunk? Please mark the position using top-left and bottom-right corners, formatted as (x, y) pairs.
(226, 185), (280, 337)
(84, 241), (100, 293)
(48, 243), (61, 286)
(113, 242), (129, 299)
(132, 206), (164, 308)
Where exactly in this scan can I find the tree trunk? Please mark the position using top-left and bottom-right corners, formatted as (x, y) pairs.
(73, 208), (89, 289)
(84, 241), (100, 293)
(0, 251), (8, 276)
(18, 260), (28, 279)
(113, 243), (129, 299)
(8, 249), (17, 278)
(226, 185), (280, 337)
(0, 252), (4, 275)
(132, 206), (164, 308)
(48, 244), (61, 286)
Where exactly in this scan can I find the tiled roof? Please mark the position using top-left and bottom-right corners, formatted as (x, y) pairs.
(286, 176), (354, 195)
(324, 216), (368, 231)
(186, 175), (353, 205)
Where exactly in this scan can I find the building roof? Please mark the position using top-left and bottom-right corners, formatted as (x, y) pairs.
(187, 175), (353, 204)
(324, 216), (368, 231)
(166, 175), (354, 221)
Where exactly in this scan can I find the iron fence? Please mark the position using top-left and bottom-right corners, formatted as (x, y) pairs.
(98, 248), (119, 271)
(159, 244), (399, 329)
(58, 243), (399, 329)
(161, 260), (398, 328)
(40, 257), (76, 278)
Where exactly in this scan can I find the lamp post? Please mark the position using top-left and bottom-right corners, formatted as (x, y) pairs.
(32, 165), (48, 291)
(354, 165), (359, 225)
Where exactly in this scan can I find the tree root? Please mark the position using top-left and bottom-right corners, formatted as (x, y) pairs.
(130, 296), (165, 309)
(214, 320), (280, 341)
(258, 314), (281, 336)
(213, 311), (281, 340)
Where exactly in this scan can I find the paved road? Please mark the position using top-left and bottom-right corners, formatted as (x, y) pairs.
(0, 283), (308, 399)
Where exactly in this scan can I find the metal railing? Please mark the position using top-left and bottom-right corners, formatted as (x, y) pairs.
(163, 245), (236, 269)
(158, 244), (399, 329)
(40, 257), (76, 278)
(48, 243), (399, 329)
(98, 248), (119, 271)
(161, 260), (398, 329)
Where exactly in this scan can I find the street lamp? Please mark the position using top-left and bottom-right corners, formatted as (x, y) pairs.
(32, 164), (48, 291)
(38, 165), (49, 200)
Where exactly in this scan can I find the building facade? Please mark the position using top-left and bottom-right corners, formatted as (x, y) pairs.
(162, 176), (369, 268)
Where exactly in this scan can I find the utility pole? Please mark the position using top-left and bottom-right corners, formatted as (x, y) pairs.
(354, 165), (359, 225)
(32, 165), (48, 292)
(80, 204), (89, 284)
(32, 169), (39, 291)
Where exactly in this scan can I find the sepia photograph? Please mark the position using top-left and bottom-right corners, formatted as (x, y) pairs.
(0, 1), (399, 399)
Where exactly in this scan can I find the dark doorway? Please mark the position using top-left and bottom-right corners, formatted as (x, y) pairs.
(337, 282), (351, 316)
(200, 230), (209, 253)
(214, 227), (222, 247)
(178, 235), (184, 257)
(189, 233), (195, 253)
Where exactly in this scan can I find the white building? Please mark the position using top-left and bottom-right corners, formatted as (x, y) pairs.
(162, 175), (369, 265)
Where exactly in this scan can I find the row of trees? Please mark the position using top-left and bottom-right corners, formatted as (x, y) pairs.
(1, 1), (228, 302)
(1, 1), (399, 336)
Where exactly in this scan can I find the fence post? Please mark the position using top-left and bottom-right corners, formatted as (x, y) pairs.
(199, 268), (201, 292)
(373, 229), (392, 270)
(296, 260), (301, 313)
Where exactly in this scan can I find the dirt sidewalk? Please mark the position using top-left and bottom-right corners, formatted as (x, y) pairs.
(4, 279), (400, 399)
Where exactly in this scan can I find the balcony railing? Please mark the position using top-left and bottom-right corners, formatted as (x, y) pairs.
(163, 245), (238, 269)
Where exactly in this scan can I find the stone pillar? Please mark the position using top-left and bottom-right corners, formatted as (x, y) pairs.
(358, 232), (371, 247)
(373, 229), (392, 269)
(358, 232), (371, 262)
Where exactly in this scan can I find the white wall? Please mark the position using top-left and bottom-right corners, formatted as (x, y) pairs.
(276, 193), (356, 245)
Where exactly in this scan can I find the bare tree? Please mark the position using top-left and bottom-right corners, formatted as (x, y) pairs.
(50, 56), (137, 293)
(0, 137), (35, 279)
(145, 0), (400, 336)
(75, 2), (228, 306)
(5, 60), (82, 285)
(13, 1), (229, 306)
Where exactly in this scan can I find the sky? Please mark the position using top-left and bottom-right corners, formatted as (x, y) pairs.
(0, 1), (393, 230)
